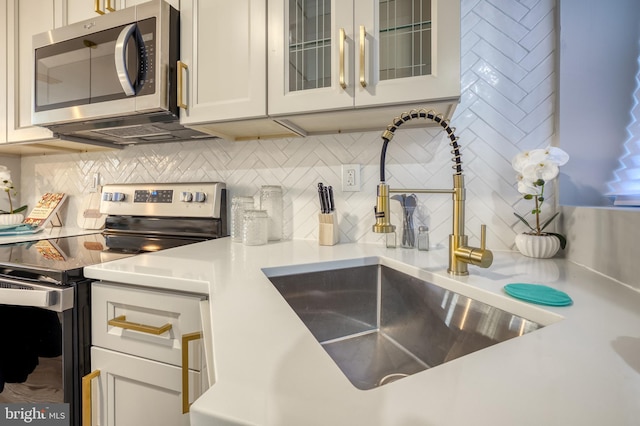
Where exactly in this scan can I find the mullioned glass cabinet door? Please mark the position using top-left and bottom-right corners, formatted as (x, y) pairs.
(269, 0), (460, 115)
(288, 0), (332, 92)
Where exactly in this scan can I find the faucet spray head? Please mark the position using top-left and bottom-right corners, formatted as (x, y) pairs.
(372, 183), (396, 233)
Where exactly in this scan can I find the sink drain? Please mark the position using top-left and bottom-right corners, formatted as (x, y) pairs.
(377, 373), (409, 386)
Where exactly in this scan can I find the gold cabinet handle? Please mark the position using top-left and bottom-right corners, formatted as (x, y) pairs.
(94, 0), (105, 14)
(339, 28), (347, 89)
(182, 331), (203, 414)
(82, 370), (100, 426)
(359, 25), (367, 88)
(177, 60), (188, 109)
(108, 315), (172, 335)
(106, 0), (115, 12)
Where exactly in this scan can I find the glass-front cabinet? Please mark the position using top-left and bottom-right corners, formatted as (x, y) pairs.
(268, 0), (460, 117)
(287, 0), (332, 94)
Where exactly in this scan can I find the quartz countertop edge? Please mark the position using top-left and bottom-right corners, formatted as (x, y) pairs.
(83, 238), (640, 426)
(0, 226), (101, 244)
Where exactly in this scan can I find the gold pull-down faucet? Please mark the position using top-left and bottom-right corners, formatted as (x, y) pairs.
(373, 109), (493, 276)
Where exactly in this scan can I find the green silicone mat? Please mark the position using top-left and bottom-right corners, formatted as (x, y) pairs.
(503, 283), (573, 306)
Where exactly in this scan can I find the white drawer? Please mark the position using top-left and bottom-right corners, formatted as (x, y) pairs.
(92, 282), (207, 370)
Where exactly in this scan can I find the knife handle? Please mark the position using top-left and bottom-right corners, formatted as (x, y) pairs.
(327, 186), (335, 211)
(322, 187), (330, 214)
(318, 183), (327, 213)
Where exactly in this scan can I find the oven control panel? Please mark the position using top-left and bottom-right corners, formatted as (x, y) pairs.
(100, 182), (226, 218)
(133, 189), (174, 203)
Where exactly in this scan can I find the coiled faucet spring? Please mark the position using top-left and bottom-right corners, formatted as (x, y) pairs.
(379, 108), (463, 182)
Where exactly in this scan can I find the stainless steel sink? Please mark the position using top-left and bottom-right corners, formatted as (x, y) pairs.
(265, 263), (545, 390)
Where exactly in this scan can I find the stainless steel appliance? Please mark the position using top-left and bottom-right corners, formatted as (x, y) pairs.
(0, 182), (226, 426)
(32, 0), (210, 147)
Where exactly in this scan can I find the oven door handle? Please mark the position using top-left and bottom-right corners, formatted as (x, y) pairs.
(114, 23), (140, 96)
(0, 286), (54, 308)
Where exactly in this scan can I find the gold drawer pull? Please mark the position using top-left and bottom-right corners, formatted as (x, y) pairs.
(82, 369), (100, 426)
(182, 331), (202, 413)
(108, 315), (172, 335)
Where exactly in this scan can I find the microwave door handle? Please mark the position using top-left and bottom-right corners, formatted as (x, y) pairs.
(115, 23), (138, 96)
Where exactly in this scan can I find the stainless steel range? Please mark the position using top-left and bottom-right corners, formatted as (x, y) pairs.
(0, 182), (226, 426)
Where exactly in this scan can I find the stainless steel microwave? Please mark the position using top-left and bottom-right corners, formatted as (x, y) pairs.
(31, 0), (209, 146)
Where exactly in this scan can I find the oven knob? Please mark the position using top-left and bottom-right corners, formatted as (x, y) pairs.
(180, 191), (193, 202)
(113, 192), (125, 202)
(102, 192), (113, 201)
(194, 192), (206, 203)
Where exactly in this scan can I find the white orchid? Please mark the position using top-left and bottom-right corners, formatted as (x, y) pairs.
(516, 173), (538, 194)
(521, 160), (559, 182)
(512, 146), (569, 173)
(512, 146), (569, 249)
(0, 165), (27, 215)
(0, 166), (12, 191)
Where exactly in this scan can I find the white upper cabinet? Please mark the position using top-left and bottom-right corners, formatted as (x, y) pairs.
(178, 0), (291, 140)
(268, 0), (354, 114)
(353, 0), (461, 107)
(6, 0), (57, 143)
(63, 0), (179, 25)
(0, 3), (7, 144)
(268, 0), (460, 131)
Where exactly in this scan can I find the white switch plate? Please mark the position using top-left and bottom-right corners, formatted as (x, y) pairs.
(90, 172), (100, 193)
(342, 164), (361, 192)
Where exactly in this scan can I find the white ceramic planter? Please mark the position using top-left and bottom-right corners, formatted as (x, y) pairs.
(515, 233), (561, 259)
(0, 213), (24, 225)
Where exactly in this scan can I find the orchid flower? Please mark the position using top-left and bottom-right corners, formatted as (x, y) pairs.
(0, 165), (27, 215)
(512, 146), (569, 249)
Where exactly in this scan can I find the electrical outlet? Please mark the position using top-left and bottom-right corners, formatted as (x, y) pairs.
(342, 164), (361, 192)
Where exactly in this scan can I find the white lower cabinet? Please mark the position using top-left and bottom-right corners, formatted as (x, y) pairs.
(85, 282), (212, 426)
(89, 347), (201, 426)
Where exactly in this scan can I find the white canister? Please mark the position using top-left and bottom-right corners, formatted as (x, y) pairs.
(230, 196), (255, 242)
(260, 185), (283, 241)
(242, 210), (269, 246)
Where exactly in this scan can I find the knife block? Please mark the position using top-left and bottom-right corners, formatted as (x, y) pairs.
(318, 211), (340, 246)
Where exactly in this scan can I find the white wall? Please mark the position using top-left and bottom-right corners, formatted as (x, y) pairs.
(558, 0), (640, 206)
(556, 0), (640, 288)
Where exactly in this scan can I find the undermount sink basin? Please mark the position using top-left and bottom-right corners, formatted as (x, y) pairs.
(264, 260), (549, 390)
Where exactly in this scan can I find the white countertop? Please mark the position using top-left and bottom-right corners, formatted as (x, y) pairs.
(84, 238), (640, 426)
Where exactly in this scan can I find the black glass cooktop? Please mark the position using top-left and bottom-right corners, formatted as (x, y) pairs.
(0, 232), (211, 284)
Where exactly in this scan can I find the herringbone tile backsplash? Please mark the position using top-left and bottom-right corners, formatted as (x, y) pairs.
(21, 0), (556, 251)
